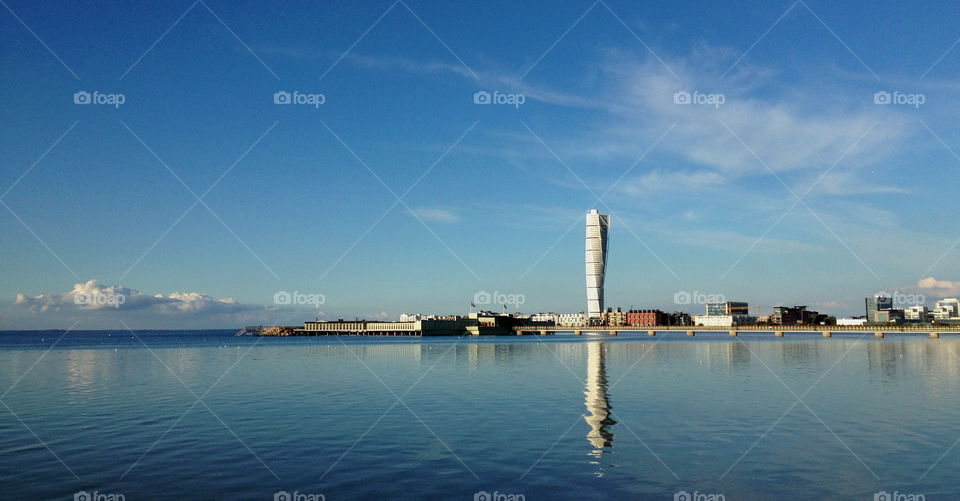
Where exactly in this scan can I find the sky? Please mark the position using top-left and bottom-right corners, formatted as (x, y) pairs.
(2, 0), (960, 329)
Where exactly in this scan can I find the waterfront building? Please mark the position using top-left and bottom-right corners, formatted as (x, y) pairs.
(626, 309), (669, 326)
(302, 319), (464, 336)
(667, 311), (692, 326)
(865, 295), (893, 322)
(558, 312), (586, 326)
(934, 298), (960, 320)
(399, 313), (436, 322)
(585, 209), (610, 320)
(530, 312), (559, 324)
(772, 305), (823, 325)
(602, 307), (627, 327)
(466, 312), (525, 335)
(692, 315), (756, 327)
(874, 309), (905, 324)
(904, 305), (931, 322)
(705, 301), (749, 316)
(837, 317), (868, 326)
(301, 313), (525, 336)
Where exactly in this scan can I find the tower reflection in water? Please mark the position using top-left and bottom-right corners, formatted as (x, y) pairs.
(584, 340), (616, 472)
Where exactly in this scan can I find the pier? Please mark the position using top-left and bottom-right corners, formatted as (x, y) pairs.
(248, 321), (960, 337)
(509, 325), (960, 337)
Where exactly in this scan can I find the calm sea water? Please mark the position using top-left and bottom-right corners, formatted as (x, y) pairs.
(1, 330), (958, 500)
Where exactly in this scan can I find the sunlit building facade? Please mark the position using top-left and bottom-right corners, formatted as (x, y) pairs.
(585, 209), (610, 320)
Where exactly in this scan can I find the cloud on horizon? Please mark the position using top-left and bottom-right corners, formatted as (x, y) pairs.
(9, 280), (314, 329)
(916, 277), (960, 297)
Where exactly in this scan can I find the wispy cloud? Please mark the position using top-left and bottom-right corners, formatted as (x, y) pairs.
(406, 207), (461, 223)
(619, 169), (726, 195)
(814, 170), (908, 195)
(599, 52), (910, 184)
(344, 53), (477, 80)
(338, 52), (598, 108)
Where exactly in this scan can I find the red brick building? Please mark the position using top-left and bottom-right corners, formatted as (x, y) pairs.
(626, 309), (669, 326)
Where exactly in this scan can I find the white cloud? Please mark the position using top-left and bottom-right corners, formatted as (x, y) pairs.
(916, 277), (960, 296)
(14, 280), (252, 314)
(7, 280), (332, 330)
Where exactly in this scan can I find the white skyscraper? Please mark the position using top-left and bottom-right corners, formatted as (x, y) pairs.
(585, 209), (610, 319)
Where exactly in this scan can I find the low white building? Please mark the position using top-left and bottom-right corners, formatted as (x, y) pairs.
(530, 312), (559, 324)
(399, 313), (436, 322)
(837, 317), (867, 326)
(557, 312), (586, 326)
(692, 315), (756, 327)
(934, 298), (960, 320)
(904, 306), (930, 322)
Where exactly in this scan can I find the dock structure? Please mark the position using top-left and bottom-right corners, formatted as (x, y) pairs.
(236, 325), (263, 336)
(294, 319), (466, 336)
(253, 320), (960, 338)
(262, 312), (543, 337)
(237, 325), (297, 336)
(509, 325), (960, 337)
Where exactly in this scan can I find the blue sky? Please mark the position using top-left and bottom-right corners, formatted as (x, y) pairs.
(2, 0), (960, 328)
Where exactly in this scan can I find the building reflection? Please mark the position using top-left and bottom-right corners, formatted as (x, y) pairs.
(584, 341), (615, 470)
